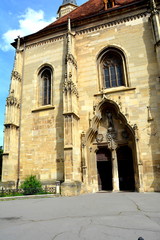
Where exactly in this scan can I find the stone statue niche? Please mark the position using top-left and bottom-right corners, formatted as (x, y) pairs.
(95, 108), (131, 144)
(106, 111), (114, 130)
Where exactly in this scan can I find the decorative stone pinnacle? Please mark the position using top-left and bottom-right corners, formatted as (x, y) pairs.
(149, 0), (158, 14)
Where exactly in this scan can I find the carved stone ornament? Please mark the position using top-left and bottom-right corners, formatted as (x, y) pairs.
(12, 71), (21, 82)
(96, 133), (103, 143)
(6, 95), (20, 108)
(132, 124), (138, 131)
(132, 124), (139, 141)
(81, 131), (86, 148)
(107, 129), (117, 140)
(149, 0), (158, 15)
(93, 104), (97, 115)
(63, 73), (79, 97)
(65, 53), (77, 69)
(106, 133), (117, 150)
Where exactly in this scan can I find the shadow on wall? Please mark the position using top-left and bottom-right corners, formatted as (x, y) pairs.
(143, 19), (160, 192)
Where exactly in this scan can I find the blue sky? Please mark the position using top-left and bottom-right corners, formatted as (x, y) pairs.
(0, 0), (86, 147)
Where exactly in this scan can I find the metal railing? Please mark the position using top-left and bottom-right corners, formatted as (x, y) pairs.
(0, 186), (57, 197)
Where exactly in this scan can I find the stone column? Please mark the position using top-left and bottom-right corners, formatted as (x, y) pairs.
(107, 133), (120, 192)
(112, 147), (120, 192)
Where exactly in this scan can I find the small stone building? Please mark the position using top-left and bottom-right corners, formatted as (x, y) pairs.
(2, 0), (160, 195)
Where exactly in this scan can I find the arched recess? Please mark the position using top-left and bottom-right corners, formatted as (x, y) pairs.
(83, 98), (140, 192)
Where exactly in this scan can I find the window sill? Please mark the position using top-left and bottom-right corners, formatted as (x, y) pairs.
(94, 86), (136, 96)
(32, 105), (55, 113)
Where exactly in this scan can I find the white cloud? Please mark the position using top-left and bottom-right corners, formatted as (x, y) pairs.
(0, 8), (56, 51)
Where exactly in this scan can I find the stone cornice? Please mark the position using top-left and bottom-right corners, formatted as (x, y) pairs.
(26, 35), (65, 50)
(17, 11), (150, 50)
(2, 153), (9, 156)
(4, 123), (19, 129)
(76, 11), (149, 35)
(63, 112), (80, 120)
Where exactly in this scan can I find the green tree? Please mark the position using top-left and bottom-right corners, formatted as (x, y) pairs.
(20, 175), (43, 195)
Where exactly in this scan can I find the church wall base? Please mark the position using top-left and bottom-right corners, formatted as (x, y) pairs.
(61, 181), (88, 196)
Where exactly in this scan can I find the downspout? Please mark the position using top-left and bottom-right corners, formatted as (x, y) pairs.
(16, 39), (26, 190)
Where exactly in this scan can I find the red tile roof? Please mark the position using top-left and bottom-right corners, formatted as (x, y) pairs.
(40, 0), (139, 31)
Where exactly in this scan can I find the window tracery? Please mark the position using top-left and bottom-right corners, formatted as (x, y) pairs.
(99, 48), (127, 89)
(39, 67), (52, 106)
(102, 52), (124, 88)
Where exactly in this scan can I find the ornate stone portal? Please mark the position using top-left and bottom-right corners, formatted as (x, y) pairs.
(84, 99), (139, 193)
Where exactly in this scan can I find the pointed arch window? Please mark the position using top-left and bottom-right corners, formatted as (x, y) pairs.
(100, 48), (127, 89)
(39, 67), (52, 106)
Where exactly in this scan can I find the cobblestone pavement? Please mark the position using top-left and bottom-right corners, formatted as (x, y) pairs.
(0, 192), (160, 240)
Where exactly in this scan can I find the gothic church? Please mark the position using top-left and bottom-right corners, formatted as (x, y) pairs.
(2, 0), (160, 195)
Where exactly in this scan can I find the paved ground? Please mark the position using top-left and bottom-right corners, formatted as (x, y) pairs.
(0, 192), (160, 240)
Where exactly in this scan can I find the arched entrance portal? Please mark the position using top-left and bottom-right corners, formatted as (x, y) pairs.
(89, 99), (138, 192)
(96, 148), (112, 191)
(84, 98), (140, 193)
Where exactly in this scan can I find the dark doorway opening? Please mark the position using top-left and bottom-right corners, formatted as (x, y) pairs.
(117, 146), (135, 191)
(96, 148), (112, 191)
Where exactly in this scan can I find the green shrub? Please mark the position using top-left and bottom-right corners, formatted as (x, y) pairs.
(20, 175), (43, 195)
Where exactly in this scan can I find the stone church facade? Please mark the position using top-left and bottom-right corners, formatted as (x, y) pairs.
(2, 0), (160, 195)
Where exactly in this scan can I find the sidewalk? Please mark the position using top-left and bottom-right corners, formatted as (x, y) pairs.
(0, 192), (159, 240)
(0, 193), (58, 200)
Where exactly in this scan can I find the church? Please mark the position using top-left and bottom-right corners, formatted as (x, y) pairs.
(2, 0), (160, 195)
